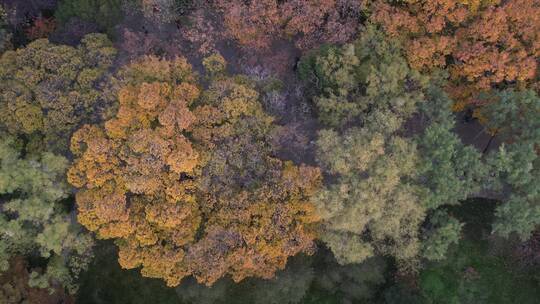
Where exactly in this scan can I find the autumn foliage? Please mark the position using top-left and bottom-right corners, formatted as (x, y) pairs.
(0, 33), (116, 153)
(68, 56), (321, 287)
(371, 0), (540, 107)
(2, 1), (539, 300)
(214, 0), (366, 50)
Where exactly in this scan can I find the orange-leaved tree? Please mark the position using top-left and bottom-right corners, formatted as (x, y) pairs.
(214, 0), (366, 50)
(68, 55), (321, 286)
(371, 0), (540, 108)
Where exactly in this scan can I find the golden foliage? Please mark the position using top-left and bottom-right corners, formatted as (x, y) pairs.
(69, 56), (321, 287)
(0, 34), (116, 152)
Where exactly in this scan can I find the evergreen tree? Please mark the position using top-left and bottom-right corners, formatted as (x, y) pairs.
(480, 90), (540, 239)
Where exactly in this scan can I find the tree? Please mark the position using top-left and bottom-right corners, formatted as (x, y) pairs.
(0, 33), (117, 153)
(141, 0), (177, 23)
(75, 242), (179, 304)
(0, 257), (74, 304)
(298, 25), (427, 127)
(176, 255), (314, 304)
(487, 142), (539, 239)
(176, 250), (387, 304)
(479, 90), (540, 240)
(419, 238), (540, 304)
(415, 86), (486, 210)
(421, 211), (463, 261)
(214, 0), (366, 50)
(312, 254), (386, 302)
(0, 134), (94, 294)
(68, 56), (203, 286)
(55, 0), (123, 35)
(301, 28), (494, 269)
(0, 0), (56, 32)
(0, 5), (11, 54)
(478, 90), (540, 144)
(68, 55), (321, 287)
(140, 0), (194, 24)
(202, 52), (227, 78)
(300, 27), (428, 267)
(315, 127), (425, 266)
(371, 0), (540, 107)
(189, 76), (321, 285)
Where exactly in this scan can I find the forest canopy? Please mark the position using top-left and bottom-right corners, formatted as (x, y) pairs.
(0, 0), (538, 303)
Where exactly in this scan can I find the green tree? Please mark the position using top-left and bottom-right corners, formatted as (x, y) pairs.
(487, 142), (539, 239)
(55, 0), (123, 35)
(0, 134), (94, 294)
(0, 33), (116, 153)
(315, 126), (424, 266)
(421, 211), (463, 261)
(479, 90), (540, 240)
(176, 255), (314, 304)
(0, 257), (74, 304)
(202, 52), (227, 78)
(304, 28), (498, 269)
(311, 254), (386, 303)
(176, 249), (387, 304)
(479, 90), (540, 144)
(76, 241), (179, 304)
(419, 238), (540, 304)
(298, 25), (427, 128)
(416, 86), (486, 210)
(304, 27), (431, 268)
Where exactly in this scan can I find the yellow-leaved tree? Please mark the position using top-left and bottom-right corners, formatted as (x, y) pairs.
(68, 55), (321, 286)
